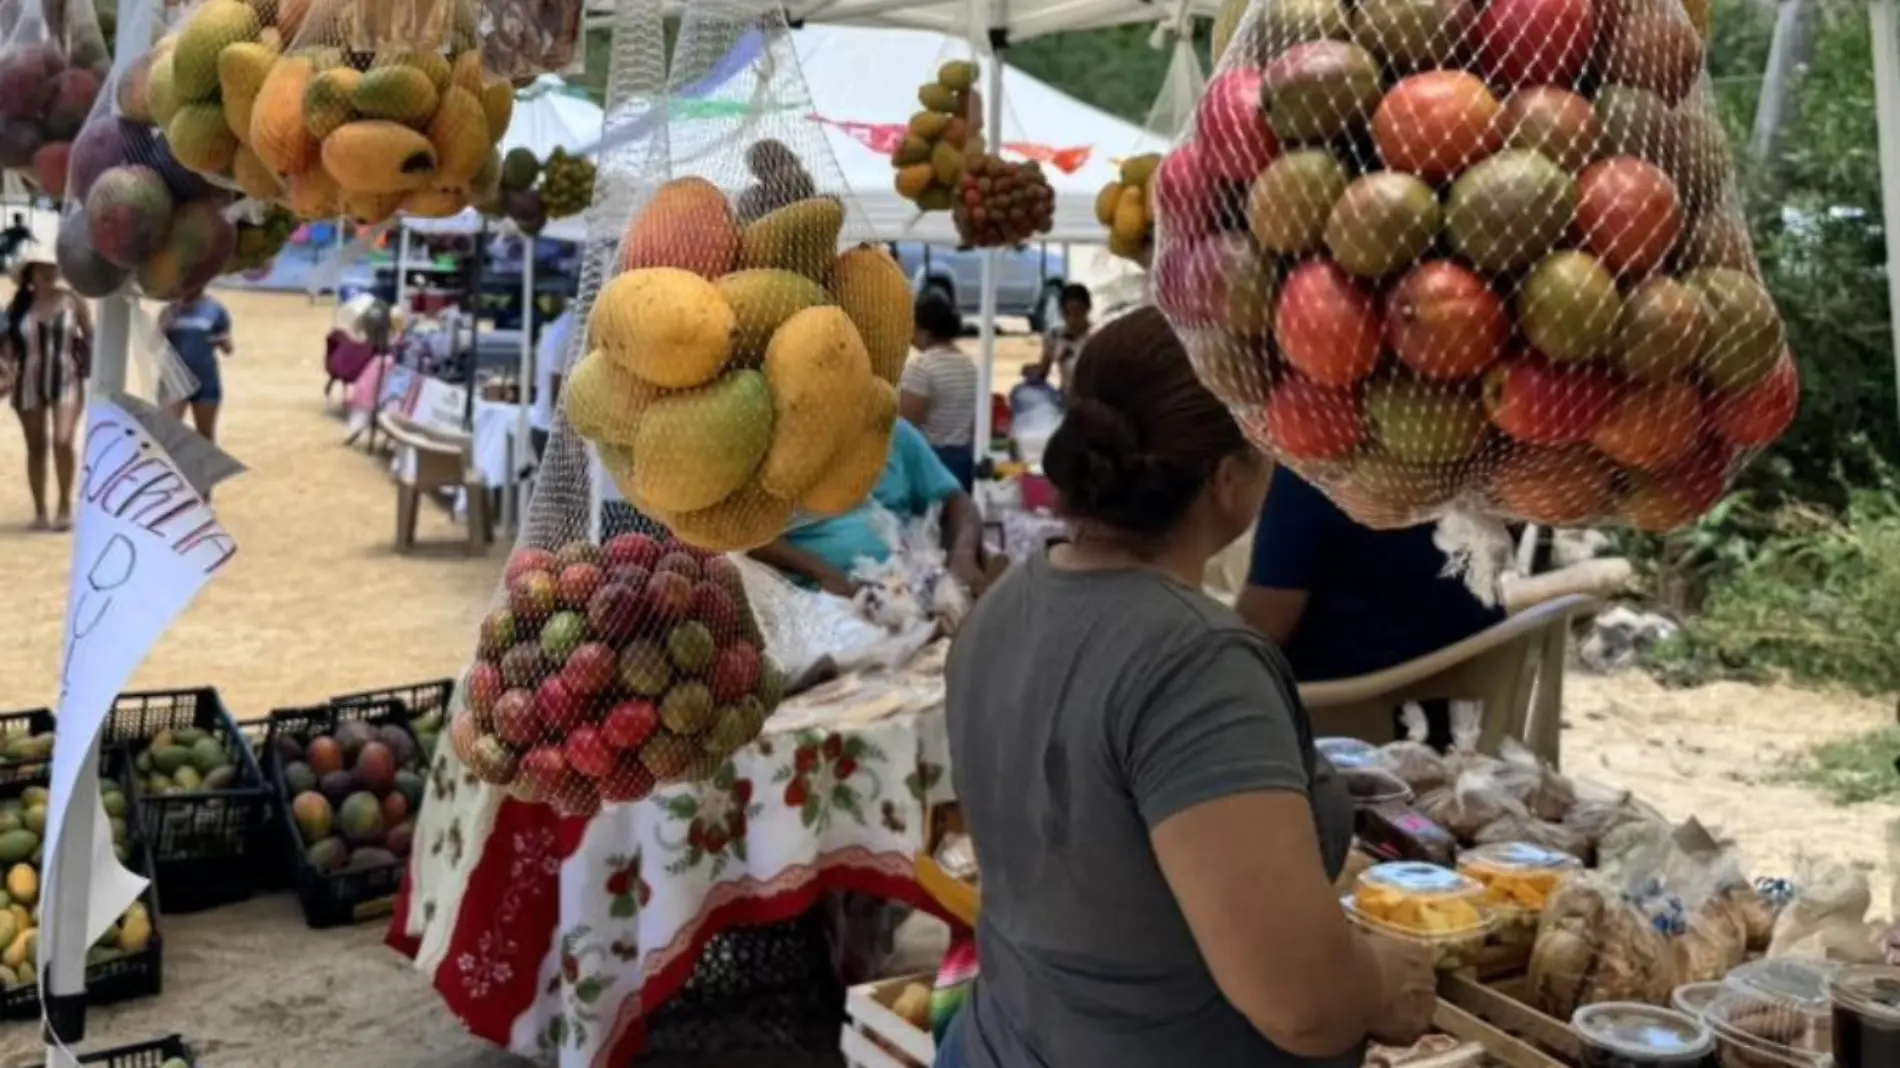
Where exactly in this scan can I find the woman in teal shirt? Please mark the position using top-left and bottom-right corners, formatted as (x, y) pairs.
(751, 421), (989, 595)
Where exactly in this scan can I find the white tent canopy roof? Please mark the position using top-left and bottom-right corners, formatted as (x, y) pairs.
(403, 75), (603, 240)
(593, 0), (1222, 40)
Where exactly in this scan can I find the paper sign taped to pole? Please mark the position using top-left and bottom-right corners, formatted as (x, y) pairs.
(40, 394), (244, 1013)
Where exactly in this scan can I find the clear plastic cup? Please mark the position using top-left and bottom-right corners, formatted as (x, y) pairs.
(1572, 1002), (1716, 1068)
(1827, 964), (1900, 1068)
(1674, 981), (1729, 1020)
(1704, 989), (1834, 1068)
(1317, 736), (1382, 769)
(1459, 841), (1584, 947)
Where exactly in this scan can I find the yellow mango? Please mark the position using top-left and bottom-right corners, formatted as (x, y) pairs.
(6, 864), (35, 907)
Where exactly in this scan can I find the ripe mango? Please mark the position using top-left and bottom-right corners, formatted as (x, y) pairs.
(321, 121), (437, 194)
(217, 42), (275, 143)
(401, 183), (466, 218)
(284, 166), (339, 216)
(591, 267), (736, 389)
(738, 197), (845, 282)
(376, 48), (451, 91)
(232, 143), (284, 200)
(800, 379), (898, 516)
(428, 86), (489, 184)
(827, 244), (913, 385)
(449, 50), (484, 95)
(716, 269), (835, 363)
(564, 349), (660, 446)
(352, 65), (439, 125)
(3, 928), (33, 970)
(662, 480), (797, 553)
(632, 370), (775, 513)
(894, 164), (934, 201)
(620, 177), (740, 280)
(168, 103), (239, 174)
(480, 80), (514, 144)
(1094, 181), (1122, 226)
(175, 0), (259, 102)
(302, 67), (362, 139)
(339, 186), (406, 225)
(250, 56), (320, 176)
(117, 904), (151, 953)
(148, 50), (181, 129)
(6, 865), (34, 909)
(758, 306), (873, 499)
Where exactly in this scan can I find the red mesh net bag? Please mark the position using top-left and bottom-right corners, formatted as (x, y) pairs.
(1152, 0), (1795, 547)
(0, 0), (111, 193)
(446, 1), (903, 814)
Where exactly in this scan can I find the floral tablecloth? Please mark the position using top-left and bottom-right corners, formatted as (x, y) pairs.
(387, 653), (955, 1067)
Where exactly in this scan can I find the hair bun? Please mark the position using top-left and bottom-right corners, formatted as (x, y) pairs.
(1044, 396), (1143, 514)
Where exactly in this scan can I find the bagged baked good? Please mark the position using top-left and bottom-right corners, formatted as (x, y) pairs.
(1673, 891), (1749, 983)
(1564, 777), (1668, 860)
(1377, 739), (1450, 794)
(1722, 883), (1779, 953)
(1495, 738), (1577, 821)
(1530, 873), (1679, 1018)
(1768, 859), (1885, 963)
(1472, 814), (1591, 861)
(1418, 767), (1527, 841)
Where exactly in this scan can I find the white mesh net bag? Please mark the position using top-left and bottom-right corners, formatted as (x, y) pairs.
(448, 0), (905, 815)
(1152, 0), (1795, 547)
(0, 0), (111, 194)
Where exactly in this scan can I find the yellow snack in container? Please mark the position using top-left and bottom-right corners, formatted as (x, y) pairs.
(1458, 840), (1584, 946)
(1345, 861), (1496, 968)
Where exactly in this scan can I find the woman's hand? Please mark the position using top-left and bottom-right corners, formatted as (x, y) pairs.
(1362, 931), (1438, 1045)
(948, 550), (987, 598)
(815, 567), (860, 598)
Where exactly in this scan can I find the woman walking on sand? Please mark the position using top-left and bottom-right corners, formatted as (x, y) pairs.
(160, 285), (235, 442)
(2, 256), (91, 531)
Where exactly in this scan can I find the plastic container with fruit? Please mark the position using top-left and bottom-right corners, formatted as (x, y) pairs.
(1458, 840), (1583, 946)
(1344, 861), (1495, 964)
(1571, 1002), (1716, 1068)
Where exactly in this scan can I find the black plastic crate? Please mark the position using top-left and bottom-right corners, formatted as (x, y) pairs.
(329, 678), (452, 733)
(70, 1033), (195, 1067)
(0, 759), (163, 1021)
(0, 708), (56, 787)
(264, 700), (421, 929)
(110, 689), (271, 914)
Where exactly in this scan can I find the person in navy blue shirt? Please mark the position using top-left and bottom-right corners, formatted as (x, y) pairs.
(1236, 465), (1503, 747)
(160, 286), (234, 441)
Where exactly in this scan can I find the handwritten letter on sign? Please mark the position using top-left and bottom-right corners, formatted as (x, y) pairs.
(43, 395), (240, 962)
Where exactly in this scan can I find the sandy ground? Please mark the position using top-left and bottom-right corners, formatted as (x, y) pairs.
(0, 291), (1888, 1064)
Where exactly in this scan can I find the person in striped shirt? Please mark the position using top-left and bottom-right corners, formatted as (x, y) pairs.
(899, 291), (980, 490)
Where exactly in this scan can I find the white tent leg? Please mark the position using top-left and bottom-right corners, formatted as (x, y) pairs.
(1871, 0), (1900, 430)
(394, 223), (410, 312)
(510, 247), (536, 533)
(972, 16), (1005, 466)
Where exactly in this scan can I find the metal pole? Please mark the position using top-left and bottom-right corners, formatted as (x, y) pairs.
(1870, 0), (1900, 431)
(394, 222), (410, 312)
(972, 7), (1005, 470)
(510, 241), (535, 532)
(1751, 0), (1816, 168)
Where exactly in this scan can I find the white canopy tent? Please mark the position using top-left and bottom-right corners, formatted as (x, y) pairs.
(398, 77), (604, 531)
(593, 0), (1226, 40)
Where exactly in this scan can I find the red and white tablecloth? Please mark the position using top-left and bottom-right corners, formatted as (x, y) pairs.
(387, 660), (954, 1067)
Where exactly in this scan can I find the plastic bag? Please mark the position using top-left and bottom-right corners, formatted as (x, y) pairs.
(55, 0), (240, 301)
(1417, 767), (1527, 840)
(1530, 873), (1678, 1018)
(156, 0), (514, 224)
(1495, 738), (1577, 821)
(1767, 858), (1886, 964)
(1376, 739), (1449, 794)
(1472, 814), (1590, 861)
(0, 0), (110, 189)
(1150, 0), (1796, 536)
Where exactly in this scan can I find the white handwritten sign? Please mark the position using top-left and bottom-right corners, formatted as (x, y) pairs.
(40, 395), (239, 1017)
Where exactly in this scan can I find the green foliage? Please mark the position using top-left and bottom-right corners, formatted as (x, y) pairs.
(1776, 726), (1900, 804)
(1010, 25), (1212, 131)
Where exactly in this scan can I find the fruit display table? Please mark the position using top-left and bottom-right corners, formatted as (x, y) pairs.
(387, 651), (954, 1066)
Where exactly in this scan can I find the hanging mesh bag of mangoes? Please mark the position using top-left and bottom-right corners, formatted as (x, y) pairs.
(152, 0), (583, 226)
(53, 0), (292, 303)
(1152, 0), (1792, 572)
(445, 0), (914, 815)
(0, 0), (112, 194)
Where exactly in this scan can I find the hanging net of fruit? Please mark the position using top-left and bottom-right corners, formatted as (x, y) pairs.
(445, 0), (904, 811)
(484, 143), (593, 232)
(1098, 22), (1205, 267)
(1152, 0), (1794, 545)
(151, 0), (523, 225)
(891, 57), (984, 215)
(0, 0), (112, 194)
(56, 1), (243, 302)
(225, 199), (296, 273)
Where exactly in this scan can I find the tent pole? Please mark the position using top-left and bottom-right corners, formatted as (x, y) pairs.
(973, 3), (1006, 471)
(512, 242), (536, 533)
(394, 222), (410, 312)
(1871, 0), (1900, 431)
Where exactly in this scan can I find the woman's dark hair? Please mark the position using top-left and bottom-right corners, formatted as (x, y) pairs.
(1060, 282), (1092, 310)
(4, 265), (41, 358)
(913, 290), (962, 342)
(1043, 306), (1251, 540)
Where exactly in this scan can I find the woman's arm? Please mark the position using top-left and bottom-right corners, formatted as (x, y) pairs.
(748, 538), (858, 597)
(939, 490), (987, 593)
(898, 358), (934, 427)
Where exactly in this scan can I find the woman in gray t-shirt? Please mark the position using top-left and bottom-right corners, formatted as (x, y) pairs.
(939, 308), (1436, 1068)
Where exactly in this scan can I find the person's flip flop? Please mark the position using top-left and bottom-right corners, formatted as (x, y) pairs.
(28, 516), (48, 531)
(51, 516), (70, 532)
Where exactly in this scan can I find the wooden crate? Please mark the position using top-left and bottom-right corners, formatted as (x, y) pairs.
(1438, 973), (1580, 1065)
(915, 803), (978, 928)
(841, 975), (935, 1068)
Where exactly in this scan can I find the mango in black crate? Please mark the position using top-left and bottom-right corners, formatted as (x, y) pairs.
(327, 677), (454, 768)
(0, 759), (163, 1020)
(110, 688), (272, 913)
(69, 1033), (195, 1067)
(0, 708), (56, 786)
(265, 699), (427, 928)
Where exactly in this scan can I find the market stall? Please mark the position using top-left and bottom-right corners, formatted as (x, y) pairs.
(390, 644), (956, 1065)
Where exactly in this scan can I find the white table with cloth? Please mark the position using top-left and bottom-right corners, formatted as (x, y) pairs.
(387, 644), (956, 1066)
